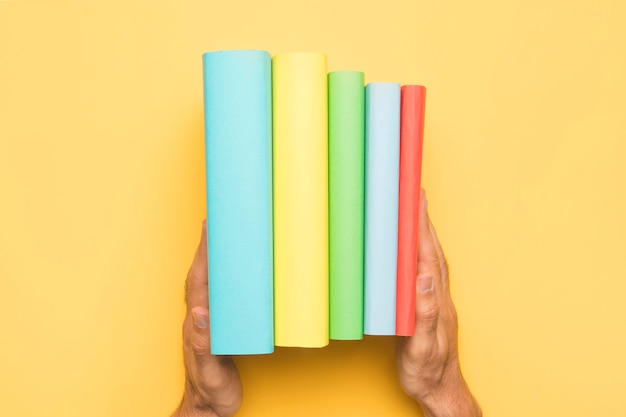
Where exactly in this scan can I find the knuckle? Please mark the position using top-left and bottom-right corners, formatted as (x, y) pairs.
(190, 331), (211, 356)
(419, 255), (443, 279)
(407, 337), (435, 361)
(418, 300), (440, 324)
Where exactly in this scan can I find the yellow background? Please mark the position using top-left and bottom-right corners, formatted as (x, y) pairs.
(1, 0), (625, 415)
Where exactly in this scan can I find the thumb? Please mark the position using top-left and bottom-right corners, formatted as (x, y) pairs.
(415, 274), (439, 335)
(414, 190), (441, 336)
(189, 307), (211, 358)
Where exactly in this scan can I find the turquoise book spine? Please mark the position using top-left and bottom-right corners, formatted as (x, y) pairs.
(203, 50), (274, 354)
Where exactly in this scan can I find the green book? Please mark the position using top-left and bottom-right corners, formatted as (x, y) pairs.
(328, 71), (365, 340)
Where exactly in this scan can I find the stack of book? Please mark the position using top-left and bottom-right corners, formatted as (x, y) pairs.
(203, 50), (426, 355)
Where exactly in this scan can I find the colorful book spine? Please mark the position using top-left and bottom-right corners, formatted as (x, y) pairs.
(203, 50), (274, 355)
(396, 85), (427, 336)
(272, 53), (329, 347)
(328, 71), (365, 340)
(364, 82), (401, 336)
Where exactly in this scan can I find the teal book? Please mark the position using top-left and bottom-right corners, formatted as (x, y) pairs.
(203, 50), (274, 355)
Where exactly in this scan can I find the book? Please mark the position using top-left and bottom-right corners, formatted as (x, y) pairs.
(272, 52), (329, 347)
(364, 82), (401, 336)
(328, 71), (365, 340)
(396, 85), (426, 336)
(203, 50), (274, 355)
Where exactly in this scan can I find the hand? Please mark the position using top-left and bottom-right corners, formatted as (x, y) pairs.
(397, 191), (481, 417)
(172, 221), (243, 417)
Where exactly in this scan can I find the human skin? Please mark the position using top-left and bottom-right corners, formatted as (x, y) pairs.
(396, 190), (482, 417)
(171, 221), (242, 417)
(172, 190), (480, 417)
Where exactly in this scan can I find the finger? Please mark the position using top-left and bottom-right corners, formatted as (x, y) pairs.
(417, 189), (441, 281)
(185, 306), (241, 403)
(185, 220), (209, 312)
(414, 189), (441, 336)
(427, 215), (450, 291)
(183, 306), (215, 399)
(427, 212), (458, 343)
(187, 306), (211, 359)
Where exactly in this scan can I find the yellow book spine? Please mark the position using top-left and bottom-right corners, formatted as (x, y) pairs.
(272, 53), (329, 347)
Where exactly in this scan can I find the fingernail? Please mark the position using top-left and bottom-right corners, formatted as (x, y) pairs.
(193, 312), (209, 329)
(418, 276), (434, 294)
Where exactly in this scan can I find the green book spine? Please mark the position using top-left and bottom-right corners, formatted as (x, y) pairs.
(328, 71), (365, 340)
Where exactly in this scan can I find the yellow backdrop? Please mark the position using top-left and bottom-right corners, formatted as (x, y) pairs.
(1, 0), (625, 416)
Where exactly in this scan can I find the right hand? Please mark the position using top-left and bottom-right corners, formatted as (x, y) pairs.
(397, 191), (481, 417)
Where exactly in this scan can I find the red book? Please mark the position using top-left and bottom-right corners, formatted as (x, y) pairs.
(396, 85), (426, 336)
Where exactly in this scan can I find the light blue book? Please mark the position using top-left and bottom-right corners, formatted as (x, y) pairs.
(203, 50), (274, 354)
(364, 82), (401, 335)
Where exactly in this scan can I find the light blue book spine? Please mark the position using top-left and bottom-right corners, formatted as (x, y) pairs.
(203, 50), (274, 354)
(364, 82), (401, 335)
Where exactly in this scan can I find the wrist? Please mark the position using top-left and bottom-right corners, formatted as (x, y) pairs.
(415, 370), (481, 417)
(171, 384), (219, 417)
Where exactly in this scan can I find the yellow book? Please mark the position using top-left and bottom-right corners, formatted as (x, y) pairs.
(272, 53), (329, 347)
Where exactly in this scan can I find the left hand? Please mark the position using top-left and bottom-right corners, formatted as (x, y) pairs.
(172, 221), (243, 417)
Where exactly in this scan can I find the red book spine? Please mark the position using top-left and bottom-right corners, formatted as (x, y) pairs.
(396, 85), (426, 336)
